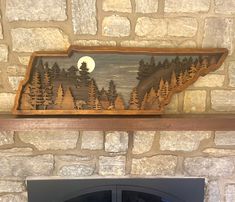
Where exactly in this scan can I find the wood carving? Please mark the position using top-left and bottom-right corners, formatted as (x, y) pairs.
(12, 46), (228, 115)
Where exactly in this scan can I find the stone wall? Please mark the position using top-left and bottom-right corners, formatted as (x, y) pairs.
(0, 0), (235, 202)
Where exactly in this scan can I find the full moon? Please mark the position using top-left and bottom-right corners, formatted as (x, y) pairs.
(77, 56), (95, 73)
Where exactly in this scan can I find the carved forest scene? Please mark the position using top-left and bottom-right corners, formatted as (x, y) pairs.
(13, 47), (227, 115)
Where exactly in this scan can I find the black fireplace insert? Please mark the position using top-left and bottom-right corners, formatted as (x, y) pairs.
(27, 178), (205, 202)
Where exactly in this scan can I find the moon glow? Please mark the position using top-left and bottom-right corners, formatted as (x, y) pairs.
(77, 56), (95, 73)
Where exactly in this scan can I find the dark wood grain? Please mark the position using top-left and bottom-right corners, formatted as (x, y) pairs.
(1, 113), (235, 131)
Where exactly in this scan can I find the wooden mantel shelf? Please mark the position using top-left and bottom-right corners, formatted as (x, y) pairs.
(0, 114), (235, 131)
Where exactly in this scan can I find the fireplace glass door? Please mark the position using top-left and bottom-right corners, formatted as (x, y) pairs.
(27, 178), (205, 202)
(65, 185), (173, 202)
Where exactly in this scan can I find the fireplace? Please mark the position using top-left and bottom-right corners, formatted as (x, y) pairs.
(27, 178), (204, 202)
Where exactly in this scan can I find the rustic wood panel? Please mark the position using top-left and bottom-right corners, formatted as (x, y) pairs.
(13, 46), (228, 115)
(1, 114), (235, 131)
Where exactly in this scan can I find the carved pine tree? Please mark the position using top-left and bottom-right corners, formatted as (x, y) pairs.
(161, 81), (169, 99)
(61, 88), (75, 110)
(108, 80), (117, 105)
(95, 98), (102, 110)
(100, 88), (110, 109)
(183, 70), (189, 84)
(87, 79), (97, 109)
(30, 71), (43, 109)
(114, 95), (125, 110)
(159, 78), (165, 101)
(54, 84), (64, 109)
(140, 92), (148, 109)
(36, 58), (44, 73)
(77, 62), (91, 101)
(68, 66), (78, 78)
(170, 71), (177, 90)
(144, 88), (160, 110)
(189, 64), (197, 78)
(129, 87), (139, 110)
(201, 57), (209, 68)
(43, 71), (53, 109)
(78, 62), (90, 86)
(177, 72), (184, 87)
(51, 62), (60, 79)
(20, 85), (32, 110)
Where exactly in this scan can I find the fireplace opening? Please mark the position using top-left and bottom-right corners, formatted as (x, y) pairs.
(27, 178), (205, 202)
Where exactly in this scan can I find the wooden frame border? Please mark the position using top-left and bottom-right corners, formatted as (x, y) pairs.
(12, 46), (228, 115)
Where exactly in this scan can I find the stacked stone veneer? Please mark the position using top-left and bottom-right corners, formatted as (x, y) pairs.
(0, 130), (235, 202)
(0, 0), (235, 201)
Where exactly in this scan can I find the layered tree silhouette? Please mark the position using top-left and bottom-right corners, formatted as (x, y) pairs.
(77, 62), (91, 101)
(141, 87), (160, 110)
(61, 88), (75, 110)
(129, 87), (139, 110)
(78, 62), (90, 86)
(30, 71), (43, 109)
(114, 95), (125, 110)
(54, 84), (64, 109)
(170, 71), (177, 90)
(87, 79), (98, 109)
(100, 88), (109, 109)
(108, 80), (117, 105)
(51, 62), (60, 79)
(43, 70), (53, 109)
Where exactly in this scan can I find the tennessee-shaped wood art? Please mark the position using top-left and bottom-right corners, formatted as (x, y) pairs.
(12, 46), (228, 115)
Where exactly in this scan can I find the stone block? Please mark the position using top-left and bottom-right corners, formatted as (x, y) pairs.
(205, 181), (220, 202)
(160, 131), (211, 151)
(135, 17), (167, 38)
(55, 155), (95, 176)
(184, 157), (235, 177)
(8, 76), (24, 91)
(165, 0), (210, 13)
(105, 131), (128, 153)
(18, 130), (79, 150)
(0, 155), (54, 177)
(0, 181), (25, 193)
(202, 18), (234, 55)
(0, 193), (27, 202)
(81, 131), (104, 150)
(103, 0), (132, 13)
(211, 90), (235, 111)
(0, 131), (14, 146)
(0, 44), (8, 62)
(102, 15), (130, 37)
(99, 156), (126, 176)
(225, 184), (235, 202)
(72, 0), (97, 35)
(132, 131), (155, 154)
(168, 18), (198, 37)
(131, 155), (177, 175)
(6, 0), (67, 21)
(183, 90), (206, 113)
(215, 0), (235, 14)
(135, 0), (158, 13)
(215, 131), (235, 146)
(193, 74), (224, 87)
(0, 93), (16, 112)
(11, 28), (70, 52)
